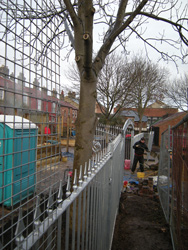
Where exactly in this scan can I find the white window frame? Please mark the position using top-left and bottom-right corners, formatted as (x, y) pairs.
(52, 102), (56, 113)
(0, 89), (4, 100)
(23, 94), (29, 105)
(38, 99), (42, 111)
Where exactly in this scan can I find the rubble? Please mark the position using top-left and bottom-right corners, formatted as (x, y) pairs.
(123, 169), (158, 198)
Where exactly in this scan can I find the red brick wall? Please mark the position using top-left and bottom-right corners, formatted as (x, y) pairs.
(157, 113), (186, 146)
(114, 106), (178, 118)
(132, 108), (178, 117)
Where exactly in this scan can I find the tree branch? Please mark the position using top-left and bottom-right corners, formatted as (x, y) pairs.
(135, 12), (188, 46)
(63, 0), (80, 28)
(93, 0), (148, 75)
(83, 1), (94, 76)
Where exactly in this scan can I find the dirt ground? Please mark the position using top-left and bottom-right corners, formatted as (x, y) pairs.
(111, 192), (173, 250)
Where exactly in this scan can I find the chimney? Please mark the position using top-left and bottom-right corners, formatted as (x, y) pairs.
(52, 88), (57, 98)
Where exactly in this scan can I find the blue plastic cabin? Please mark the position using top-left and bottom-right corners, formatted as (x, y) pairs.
(0, 115), (38, 206)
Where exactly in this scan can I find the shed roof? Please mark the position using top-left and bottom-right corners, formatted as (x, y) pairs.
(152, 112), (187, 127)
(120, 110), (147, 122)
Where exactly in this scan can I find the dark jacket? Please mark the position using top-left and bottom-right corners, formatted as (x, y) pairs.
(133, 140), (148, 156)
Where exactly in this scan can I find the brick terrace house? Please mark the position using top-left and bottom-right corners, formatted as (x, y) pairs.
(95, 102), (107, 117)
(65, 91), (106, 116)
(152, 112), (187, 146)
(64, 91), (79, 109)
(0, 75), (78, 136)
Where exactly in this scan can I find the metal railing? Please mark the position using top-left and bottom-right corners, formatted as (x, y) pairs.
(0, 119), (134, 249)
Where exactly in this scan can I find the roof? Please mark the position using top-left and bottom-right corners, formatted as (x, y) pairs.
(143, 108), (178, 117)
(147, 100), (170, 109)
(0, 115), (37, 129)
(152, 112), (187, 127)
(120, 110), (148, 122)
(59, 100), (78, 110)
(64, 96), (79, 108)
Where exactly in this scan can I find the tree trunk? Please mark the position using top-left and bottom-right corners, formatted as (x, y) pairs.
(138, 113), (144, 133)
(73, 74), (98, 173)
(138, 121), (143, 133)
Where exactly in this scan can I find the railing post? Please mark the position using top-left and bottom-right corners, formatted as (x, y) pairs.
(34, 195), (41, 249)
(72, 169), (78, 250)
(15, 208), (25, 249)
(46, 187), (53, 250)
(57, 180), (63, 250)
(65, 175), (71, 250)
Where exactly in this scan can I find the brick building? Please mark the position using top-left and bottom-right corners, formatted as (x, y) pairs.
(114, 100), (178, 131)
(152, 112), (187, 146)
(64, 91), (106, 115)
(143, 100), (178, 127)
(0, 75), (78, 135)
(64, 91), (79, 109)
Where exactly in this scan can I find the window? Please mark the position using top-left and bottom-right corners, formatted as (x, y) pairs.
(51, 116), (56, 123)
(52, 102), (56, 113)
(23, 94), (28, 105)
(0, 89), (4, 100)
(38, 99), (42, 110)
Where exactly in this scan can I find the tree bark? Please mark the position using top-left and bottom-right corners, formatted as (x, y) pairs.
(73, 73), (98, 172)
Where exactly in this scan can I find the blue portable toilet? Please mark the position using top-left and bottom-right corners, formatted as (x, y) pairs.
(0, 115), (38, 206)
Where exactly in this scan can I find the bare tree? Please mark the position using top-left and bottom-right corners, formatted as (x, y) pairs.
(97, 53), (135, 123)
(66, 53), (135, 124)
(166, 74), (188, 112)
(0, 65), (9, 78)
(127, 55), (168, 132)
(1, 0), (188, 171)
(64, 63), (80, 95)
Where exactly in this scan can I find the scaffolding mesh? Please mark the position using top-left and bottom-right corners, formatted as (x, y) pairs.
(0, 1), (65, 248)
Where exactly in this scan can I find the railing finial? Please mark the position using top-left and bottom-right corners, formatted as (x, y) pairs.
(79, 165), (83, 187)
(66, 174), (71, 199)
(88, 159), (91, 177)
(83, 162), (88, 182)
(34, 196), (41, 234)
(47, 187), (53, 219)
(91, 156), (95, 175)
(73, 169), (78, 193)
(57, 180), (63, 206)
(15, 207), (25, 247)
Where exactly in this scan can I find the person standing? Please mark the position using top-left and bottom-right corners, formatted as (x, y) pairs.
(131, 137), (149, 174)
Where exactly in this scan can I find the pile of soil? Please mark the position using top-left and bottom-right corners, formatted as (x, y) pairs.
(112, 193), (173, 250)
